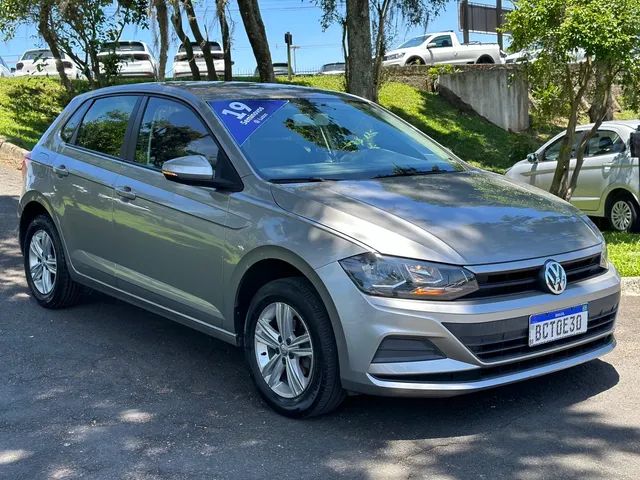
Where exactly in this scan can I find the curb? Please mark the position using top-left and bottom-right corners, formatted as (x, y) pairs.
(621, 276), (640, 296)
(0, 137), (28, 170)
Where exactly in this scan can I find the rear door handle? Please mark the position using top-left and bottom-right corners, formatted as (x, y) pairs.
(115, 186), (136, 200)
(52, 165), (69, 177)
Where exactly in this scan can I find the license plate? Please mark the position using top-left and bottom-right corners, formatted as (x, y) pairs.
(529, 304), (588, 347)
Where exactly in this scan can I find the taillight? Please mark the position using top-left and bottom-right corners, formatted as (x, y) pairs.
(16, 62), (23, 70)
(22, 152), (32, 172)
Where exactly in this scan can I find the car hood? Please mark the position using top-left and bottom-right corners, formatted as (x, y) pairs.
(271, 171), (601, 265)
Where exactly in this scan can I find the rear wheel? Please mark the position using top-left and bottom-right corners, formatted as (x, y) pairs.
(607, 195), (639, 232)
(23, 214), (82, 308)
(244, 278), (345, 417)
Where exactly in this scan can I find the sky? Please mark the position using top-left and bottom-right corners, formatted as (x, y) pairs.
(0, 0), (513, 75)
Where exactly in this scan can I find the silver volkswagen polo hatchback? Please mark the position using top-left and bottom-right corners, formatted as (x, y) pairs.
(19, 82), (620, 417)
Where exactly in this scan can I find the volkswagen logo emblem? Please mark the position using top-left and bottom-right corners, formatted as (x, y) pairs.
(541, 260), (567, 295)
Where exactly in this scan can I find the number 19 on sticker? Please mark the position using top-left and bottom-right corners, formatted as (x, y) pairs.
(221, 102), (252, 120)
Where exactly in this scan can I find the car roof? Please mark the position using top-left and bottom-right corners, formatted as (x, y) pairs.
(576, 120), (640, 131)
(79, 81), (355, 102)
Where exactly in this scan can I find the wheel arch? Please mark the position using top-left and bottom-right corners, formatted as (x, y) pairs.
(604, 186), (640, 213)
(476, 54), (495, 64)
(405, 56), (425, 65)
(18, 194), (56, 254)
(228, 246), (348, 368)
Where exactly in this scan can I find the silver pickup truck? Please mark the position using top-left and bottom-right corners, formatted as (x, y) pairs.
(382, 31), (504, 66)
(506, 121), (640, 232)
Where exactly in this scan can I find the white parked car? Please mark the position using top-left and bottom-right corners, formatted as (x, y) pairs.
(98, 41), (157, 78)
(254, 62), (291, 77)
(173, 41), (226, 78)
(319, 62), (345, 75)
(383, 31), (504, 67)
(506, 121), (640, 232)
(14, 49), (82, 79)
(0, 56), (11, 77)
(505, 48), (586, 64)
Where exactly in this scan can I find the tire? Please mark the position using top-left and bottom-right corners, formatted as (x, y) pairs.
(23, 214), (82, 309)
(606, 195), (639, 232)
(476, 56), (495, 64)
(244, 277), (345, 418)
(406, 57), (425, 66)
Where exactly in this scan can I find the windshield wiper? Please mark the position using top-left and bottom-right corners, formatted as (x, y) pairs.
(269, 177), (338, 184)
(373, 169), (452, 179)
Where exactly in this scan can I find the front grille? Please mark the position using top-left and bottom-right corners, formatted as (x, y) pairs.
(467, 253), (605, 299)
(443, 293), (619, 363)
(371, 335), (614, 383)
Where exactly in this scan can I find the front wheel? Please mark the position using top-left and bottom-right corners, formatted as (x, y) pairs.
(244, 278), (345, 418)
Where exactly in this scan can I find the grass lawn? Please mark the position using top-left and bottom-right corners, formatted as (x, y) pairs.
(0, 75), (638, 276)
(604, 232), (640, 277)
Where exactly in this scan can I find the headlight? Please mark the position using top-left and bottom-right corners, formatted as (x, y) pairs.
(384, 53), (405, 61)
(339, 253), (479, 301)
(600, 242), (609, 270)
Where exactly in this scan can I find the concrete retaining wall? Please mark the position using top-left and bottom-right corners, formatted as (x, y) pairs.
(0, 137), (28, 169)
(438, 65), (529, 132)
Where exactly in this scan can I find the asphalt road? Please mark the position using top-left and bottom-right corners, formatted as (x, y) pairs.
(1, 163), (639, 480)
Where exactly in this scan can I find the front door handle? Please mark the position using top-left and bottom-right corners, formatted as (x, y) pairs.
(52, 165), (69, 177)
(115, 186), (136, 200)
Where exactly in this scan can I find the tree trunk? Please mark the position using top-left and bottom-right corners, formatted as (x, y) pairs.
(568, 66), (614, 200)
(346, 0), (375, 101)
(372, 0), (391, 95)
(549, 62), (591, 199)
(181, 0), (218, 81)
(217, 0), (233, 81)
(154, 0), (169, 81)
(236, 0), (274, 82)
(38, 1), (73, 93)
(170, 0), (200, 80)
(341, 18), (349, 87)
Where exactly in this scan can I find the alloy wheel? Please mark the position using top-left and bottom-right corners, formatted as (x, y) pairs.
(254, 302), (314, 399)
(28, 230), (57, 295)
(611, 200), (633, 231)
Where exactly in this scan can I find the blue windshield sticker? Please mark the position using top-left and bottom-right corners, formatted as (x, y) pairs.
(209, 99), (288, 145)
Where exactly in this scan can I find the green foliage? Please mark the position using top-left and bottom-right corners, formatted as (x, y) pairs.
(604, 232), (640, 277)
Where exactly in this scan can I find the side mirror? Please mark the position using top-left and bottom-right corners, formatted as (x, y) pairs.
(161, 155), (240, 190)
(527, 152), (539, 163)
(426, 42), (438, 49)
(630, 131), (640, 158)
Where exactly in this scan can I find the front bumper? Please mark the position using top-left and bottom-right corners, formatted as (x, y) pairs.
(316, 249), (620, 397)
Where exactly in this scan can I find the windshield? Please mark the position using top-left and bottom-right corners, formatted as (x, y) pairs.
(397, 35), (429, 49)
(22, 50), (53, 61)
(215, 97), (465, 182)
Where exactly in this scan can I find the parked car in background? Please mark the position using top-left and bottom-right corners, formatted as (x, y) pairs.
(505, 48), (585, 64)
(173, 41), (227, 78)
(0, 56), (12, 77)
(319, 62), (345, 75)
(98, 41), (157, 78)
(383, 31), (503, 66)
(506, 120), (640, 232)
(19, 82), (618, 417)
(255, 62), (291, 77)
(14, 49), (81, 79)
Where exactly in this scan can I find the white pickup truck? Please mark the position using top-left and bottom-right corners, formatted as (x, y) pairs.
(383, 31), (504, 67)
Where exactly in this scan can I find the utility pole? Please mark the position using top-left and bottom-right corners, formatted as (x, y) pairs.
(284, 31), (293, 80)
(496, 0), (503, 50)
(461, 0), (469, 44)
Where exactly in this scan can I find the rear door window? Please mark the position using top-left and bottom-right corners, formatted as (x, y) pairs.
(75, 96), (140, 157)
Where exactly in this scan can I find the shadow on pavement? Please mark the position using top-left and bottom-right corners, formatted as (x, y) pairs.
(0, 191), (635, 479)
